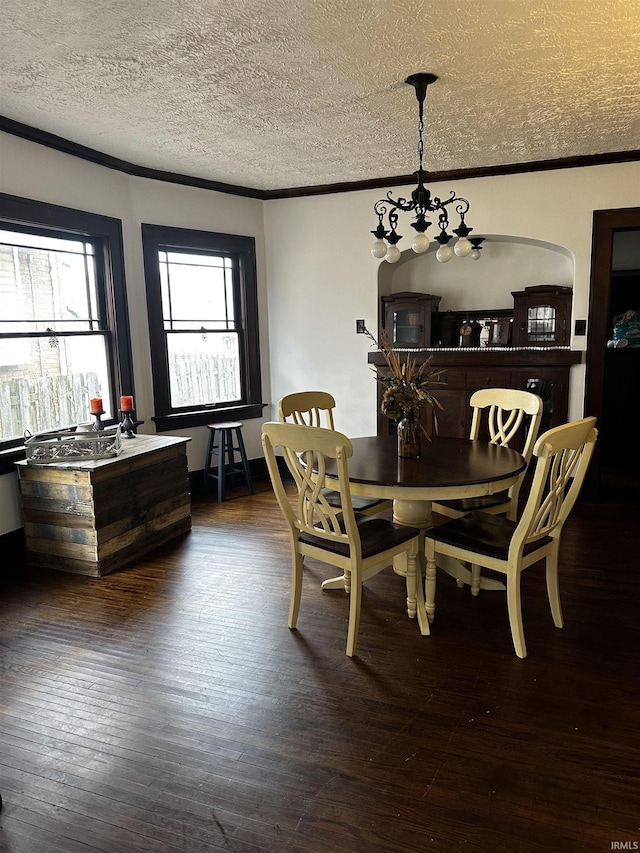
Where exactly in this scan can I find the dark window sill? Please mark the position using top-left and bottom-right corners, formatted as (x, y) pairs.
(152, 403), (267, 432)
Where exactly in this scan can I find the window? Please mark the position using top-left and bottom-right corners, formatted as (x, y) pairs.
(142, 224), (263, 431)
(0, 193), (133, 465)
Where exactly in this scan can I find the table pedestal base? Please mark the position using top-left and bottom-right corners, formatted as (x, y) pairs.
(393, 498), (505, 596)
(321, 497), (430, 635)
(391, 497), (432, 577)
(320, 495), (505, 635)
(318, 435), (523, 635)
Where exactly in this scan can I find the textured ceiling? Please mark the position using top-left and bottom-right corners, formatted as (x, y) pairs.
(1, 0), (639, 192)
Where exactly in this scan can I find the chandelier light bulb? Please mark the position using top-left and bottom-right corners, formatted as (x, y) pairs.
(385, 244), (401, 264)
(436, 244), (453, 263)
(468, 236), (485, 261)
(371, 239), (388, 259)
(412, 232), (430, 254)
(454, 236), (472, 257)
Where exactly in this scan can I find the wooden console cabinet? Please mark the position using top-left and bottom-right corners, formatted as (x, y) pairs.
(16, 435), (191, 577)
(368, 349), (583, 440)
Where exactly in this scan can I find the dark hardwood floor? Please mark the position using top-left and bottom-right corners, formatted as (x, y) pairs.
(0, 480), (638, 853)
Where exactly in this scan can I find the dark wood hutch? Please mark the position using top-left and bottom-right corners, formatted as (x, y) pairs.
(369, 347), (582, 439)
(372, 288), (582, 439)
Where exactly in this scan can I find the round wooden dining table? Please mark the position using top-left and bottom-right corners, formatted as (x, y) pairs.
(322, 435), (527, 626)
(325, 434), (525, 524)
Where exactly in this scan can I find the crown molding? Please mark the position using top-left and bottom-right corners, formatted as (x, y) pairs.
(2, 114), (638, 202)
(0, 115), (265, 200)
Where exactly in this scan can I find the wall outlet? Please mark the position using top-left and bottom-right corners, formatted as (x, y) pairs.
(356, 319), (366, 334)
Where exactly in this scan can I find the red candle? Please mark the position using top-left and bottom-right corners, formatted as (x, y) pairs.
(90, 397), (104, 414)
(120, 395), (134, 411)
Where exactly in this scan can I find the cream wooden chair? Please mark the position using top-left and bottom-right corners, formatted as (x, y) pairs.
(425, 416), (597, 658)
(262, 422), (427, 657)
(432, 388), (544, 522)
(278, 392), (392, 517)
(277, 391), (337, 429)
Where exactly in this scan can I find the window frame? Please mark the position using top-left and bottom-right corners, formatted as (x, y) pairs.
(142, 224), (263, 431)
(0, 192), (133, 472)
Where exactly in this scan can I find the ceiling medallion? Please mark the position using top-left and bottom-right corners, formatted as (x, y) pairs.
(371, 73), (481, 264)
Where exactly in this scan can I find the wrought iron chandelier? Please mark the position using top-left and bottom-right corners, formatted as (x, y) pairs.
(371, 73), (478, 264)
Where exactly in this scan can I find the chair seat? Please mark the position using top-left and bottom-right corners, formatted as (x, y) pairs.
(434, 490), (510, 514)
(427, 511), (552, 562)
(320, 487), (389, 514)
(300, 515), (420, 559)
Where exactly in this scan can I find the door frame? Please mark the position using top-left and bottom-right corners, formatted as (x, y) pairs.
(584, 207), (640, 501)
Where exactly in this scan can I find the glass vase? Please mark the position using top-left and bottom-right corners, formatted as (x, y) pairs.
(397, 411), (421, 458)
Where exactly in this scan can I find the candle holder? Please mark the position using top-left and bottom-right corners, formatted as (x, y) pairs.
(119, 409), (136, 438)
(91, 410), (105, 431)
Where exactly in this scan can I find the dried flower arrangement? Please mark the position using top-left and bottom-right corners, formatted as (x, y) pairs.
(363, 325), (447, 437)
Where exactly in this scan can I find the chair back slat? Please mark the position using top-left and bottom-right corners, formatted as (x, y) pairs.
(487, 405), (525, 447)
(296, 450), (343, 536)
(277, 392), (336, 429)
(511, 417), (598, 553)
(262, 422), (360, 556)
(469, 388), (543, 462)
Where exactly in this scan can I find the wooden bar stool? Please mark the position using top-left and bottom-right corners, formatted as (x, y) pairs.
(203, 421), (254, 501)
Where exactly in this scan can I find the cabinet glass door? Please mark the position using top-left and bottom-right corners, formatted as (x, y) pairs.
(527, 306), (557, 342)
(392, 309), (421, 345)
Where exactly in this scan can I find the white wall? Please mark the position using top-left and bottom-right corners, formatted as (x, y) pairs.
(263, 162), (640, 440)
(388, 237), (574, 312)
(262, 191), (383, 439)
(1, 129), (639, 535)
(0, 131), (269, 533)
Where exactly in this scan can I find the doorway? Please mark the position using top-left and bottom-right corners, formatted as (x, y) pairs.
(584, 208), (640, 502)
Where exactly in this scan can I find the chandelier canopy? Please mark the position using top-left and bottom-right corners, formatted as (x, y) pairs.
(371, 73), (480, 264)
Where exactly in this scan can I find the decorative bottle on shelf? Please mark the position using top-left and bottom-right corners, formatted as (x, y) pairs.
(397, 411), (421, 459)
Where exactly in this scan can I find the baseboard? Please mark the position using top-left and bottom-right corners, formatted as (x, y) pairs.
(189, 456), (270, 496)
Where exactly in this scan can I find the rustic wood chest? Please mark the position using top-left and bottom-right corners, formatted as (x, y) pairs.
(16, 435), (191, 577)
